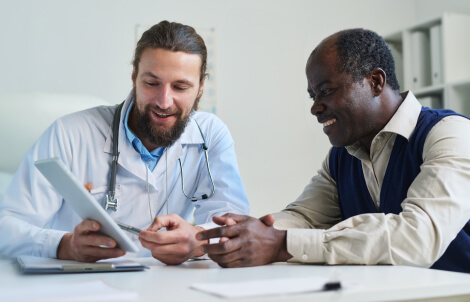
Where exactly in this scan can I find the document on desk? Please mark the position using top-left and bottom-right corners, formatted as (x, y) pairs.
(191, 276), (340, 298)
(16, 256), (148, 274)
(0, 279), (137, 302)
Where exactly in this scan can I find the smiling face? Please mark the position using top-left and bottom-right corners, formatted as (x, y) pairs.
(306, 39), (380, 148)
(130, 48), (204, 150)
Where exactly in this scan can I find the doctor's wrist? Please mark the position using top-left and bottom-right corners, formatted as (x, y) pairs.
(57, 233), (74, 260)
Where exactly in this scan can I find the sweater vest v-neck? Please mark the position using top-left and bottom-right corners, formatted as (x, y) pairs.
(329, 108), (470, 273)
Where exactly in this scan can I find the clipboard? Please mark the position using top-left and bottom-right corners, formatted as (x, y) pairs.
(34, 157), (139, 253)
(16, 256), (148, 274)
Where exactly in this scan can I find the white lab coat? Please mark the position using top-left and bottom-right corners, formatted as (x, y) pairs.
(0, 94), (249, 258)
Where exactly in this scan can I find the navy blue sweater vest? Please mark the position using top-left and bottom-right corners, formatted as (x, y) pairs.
(329, 108), (470, 273)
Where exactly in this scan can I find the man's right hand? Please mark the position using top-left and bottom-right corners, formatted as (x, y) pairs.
(196, 214), (292, 268)
(57, 219), (125, 262)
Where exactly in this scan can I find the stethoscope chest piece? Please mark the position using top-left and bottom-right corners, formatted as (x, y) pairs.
(105, 194), (118, 211)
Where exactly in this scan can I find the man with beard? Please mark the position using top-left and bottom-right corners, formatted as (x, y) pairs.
(0, 21), (249, 264)
(197, 28), (470, 273)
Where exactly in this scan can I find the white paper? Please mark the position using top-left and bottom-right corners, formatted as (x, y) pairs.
(191, 276), (331, 298)
(0, 279), (138, 302)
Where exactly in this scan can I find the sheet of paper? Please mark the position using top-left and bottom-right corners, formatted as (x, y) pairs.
(191, 276), (331, 298)
(0, 279), (137, 302)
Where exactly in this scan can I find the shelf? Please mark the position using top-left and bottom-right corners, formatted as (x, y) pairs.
(447, 78), (470, 114)
(384, 13), (470, 115)
(413, 84), (445, 96)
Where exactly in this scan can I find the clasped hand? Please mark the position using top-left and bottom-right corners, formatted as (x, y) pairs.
(196, 214), (291, 268)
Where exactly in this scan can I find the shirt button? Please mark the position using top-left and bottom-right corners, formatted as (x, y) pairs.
(147, 159), (152, 164)
(301, 254), (308, 261)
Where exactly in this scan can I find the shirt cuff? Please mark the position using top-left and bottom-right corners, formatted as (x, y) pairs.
(286, 228), (324, 263)
(42, 230), (68, 258)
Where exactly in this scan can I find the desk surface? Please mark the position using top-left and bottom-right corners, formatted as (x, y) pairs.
(2, 257), (470, 302)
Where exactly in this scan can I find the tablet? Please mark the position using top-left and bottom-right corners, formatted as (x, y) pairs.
(17, 255), (148, 274)
(34, 157), (139, 253)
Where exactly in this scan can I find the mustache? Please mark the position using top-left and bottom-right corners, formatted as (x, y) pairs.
(148, 105), (182, 116)
(316, 113), (336, 124)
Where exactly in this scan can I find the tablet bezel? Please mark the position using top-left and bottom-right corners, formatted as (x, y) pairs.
(34, 157), (139, 253)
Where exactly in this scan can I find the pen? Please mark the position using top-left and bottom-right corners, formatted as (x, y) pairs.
(117, 222), (142, 235)
(323, 281), (342, 291)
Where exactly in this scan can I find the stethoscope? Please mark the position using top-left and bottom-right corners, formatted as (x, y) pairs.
(104, 101), (215, 211)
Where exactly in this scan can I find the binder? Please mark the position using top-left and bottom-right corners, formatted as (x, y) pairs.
(430, 24), (443, 85)
(410, 30), (431, 89)
(388, 42), (403, 87)
(419, 96), (442, 109)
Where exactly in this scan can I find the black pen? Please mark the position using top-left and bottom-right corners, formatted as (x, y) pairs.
(323, 281), (342, 291)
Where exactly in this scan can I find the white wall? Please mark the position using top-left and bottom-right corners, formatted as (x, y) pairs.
(1, 0), (466, 217)
(413, 0), (470, 22)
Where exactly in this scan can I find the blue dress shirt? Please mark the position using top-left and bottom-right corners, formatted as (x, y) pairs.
(123, 101), (165, 171)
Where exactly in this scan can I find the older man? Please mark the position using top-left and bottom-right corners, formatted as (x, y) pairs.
(198, 28), (470, 273)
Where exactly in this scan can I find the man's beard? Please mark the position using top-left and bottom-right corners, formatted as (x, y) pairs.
(132, 91), (199, 149)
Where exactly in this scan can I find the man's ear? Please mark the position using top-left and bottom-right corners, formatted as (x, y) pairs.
(369, 68), (386, 96)
(198, 79), (205, 98)
(131, 69), (137, 87)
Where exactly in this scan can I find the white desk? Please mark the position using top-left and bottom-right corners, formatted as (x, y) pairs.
(2, 257), (470, 302)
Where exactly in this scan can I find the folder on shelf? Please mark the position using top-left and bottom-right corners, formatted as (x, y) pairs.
(419, 96), (442, 109)
(430, 24), (443, 85)
(388, 42), (404, 87)
(411, 30), (431, 89)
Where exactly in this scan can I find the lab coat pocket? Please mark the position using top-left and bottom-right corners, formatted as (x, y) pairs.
(89, 185), (122, 212)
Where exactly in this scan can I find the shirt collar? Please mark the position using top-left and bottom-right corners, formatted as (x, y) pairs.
(123, 99), (139, 149)
(123, 99), (166, 171)
(380, 91), (422, 140)
(346, 91), (422, 154)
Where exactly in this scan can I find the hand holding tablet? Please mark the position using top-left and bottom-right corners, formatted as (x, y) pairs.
(34, 157), (140, 253)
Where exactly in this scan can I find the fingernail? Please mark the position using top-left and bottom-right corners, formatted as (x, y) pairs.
(196, 233), (202, 240)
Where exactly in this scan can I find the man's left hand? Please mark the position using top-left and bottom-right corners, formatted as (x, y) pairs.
(139, 214), (206, 265)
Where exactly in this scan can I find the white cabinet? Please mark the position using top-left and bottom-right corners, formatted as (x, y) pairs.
(384, 13), (470, 115)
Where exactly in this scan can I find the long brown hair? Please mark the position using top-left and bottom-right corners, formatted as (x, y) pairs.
(132, 20), (208, 84)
